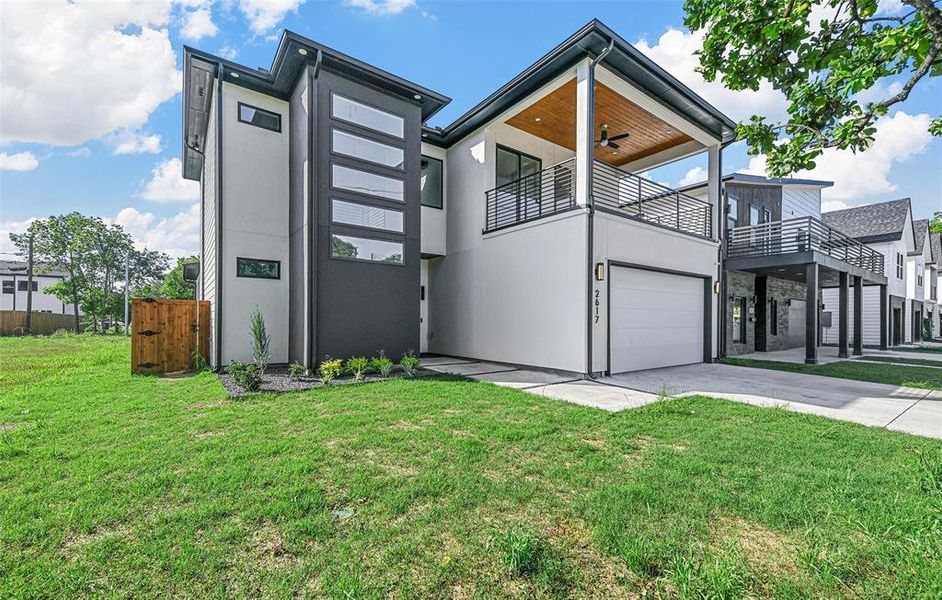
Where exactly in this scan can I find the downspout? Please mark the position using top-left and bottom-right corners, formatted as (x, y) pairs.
(585, 38), (613, 378)
(307, 49), (323, 370)
(215, 62), (224, 369)
(716, 140), (733, 360)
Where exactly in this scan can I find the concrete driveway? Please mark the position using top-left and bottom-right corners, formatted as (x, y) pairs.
(424, 356), (942, 440)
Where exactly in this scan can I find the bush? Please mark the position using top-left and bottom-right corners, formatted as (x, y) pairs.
(319, 357), (343, 385)
(399, 350), (420, 378)
(346, 356), (370, 381)
(250, 308), (270, 374)
(191, 350), (210, 372)
(288, 361), (307, 379)
(228, 360), (262, 392)
(370, 351), (394, 378)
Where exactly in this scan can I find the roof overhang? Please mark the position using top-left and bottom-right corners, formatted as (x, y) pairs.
(679, 172), (834, 193)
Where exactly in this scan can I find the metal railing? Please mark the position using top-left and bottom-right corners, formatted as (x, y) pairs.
(483, 158), (577, 233)
(727, 216), (885, 275)
(592, 161), (713, 239)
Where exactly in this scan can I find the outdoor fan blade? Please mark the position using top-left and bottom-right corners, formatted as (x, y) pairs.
(607, 141), (620, 149)
(608, 132), (630, 142)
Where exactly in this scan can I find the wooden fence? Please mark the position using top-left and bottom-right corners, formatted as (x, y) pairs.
(131, 298), (210, 374)
(0, 310), (76, 335)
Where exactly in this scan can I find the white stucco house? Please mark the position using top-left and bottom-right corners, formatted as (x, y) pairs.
(182, 20), (736, 374)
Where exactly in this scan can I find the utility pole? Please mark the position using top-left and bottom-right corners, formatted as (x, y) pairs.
(124, 253), (130, 337)
(25, 233), (34, 334)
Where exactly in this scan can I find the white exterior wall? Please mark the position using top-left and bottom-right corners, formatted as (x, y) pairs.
(820, 287), (884, 346)
(0, 275), (75, 314)
(200, 83), (218, 365)
(592, 214), (720, 372)
(219, 83), (290, 364)
(872, 238), (908, 299)
(781, 185), (821, 219)
(420, 142), (447, 256)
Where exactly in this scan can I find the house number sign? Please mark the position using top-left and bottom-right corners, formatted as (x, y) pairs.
(594, 289), (601, 324)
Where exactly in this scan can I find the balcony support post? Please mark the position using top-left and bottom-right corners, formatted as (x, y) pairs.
(853, 276), (863, 355)
(879, 284), (888, 350)
(805, 262), (818, 365)
(838, 271), (849, 358)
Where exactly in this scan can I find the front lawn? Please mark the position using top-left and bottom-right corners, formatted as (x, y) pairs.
(860, 355), (942, 369)
(1, 336), (941, 598)
(722, 356), (942, 390)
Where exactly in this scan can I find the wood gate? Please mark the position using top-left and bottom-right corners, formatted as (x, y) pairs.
(131, 298), (210, 374)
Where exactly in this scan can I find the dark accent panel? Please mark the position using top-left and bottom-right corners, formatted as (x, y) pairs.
(703, 277), (714, 363)
(838, 272), (848, 358)
(853, 276), (863, 355)
(288, 71), (309, 364)
(313, 69), (420, 362)
(880, 285), (888, 350)
(726, 183), (782, 225)
(805, 263), (818, 364)
(755, 275), (767, 352)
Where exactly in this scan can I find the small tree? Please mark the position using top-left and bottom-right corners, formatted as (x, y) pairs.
(250, 308), (270, 375)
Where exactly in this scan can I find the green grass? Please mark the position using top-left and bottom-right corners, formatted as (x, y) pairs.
(722, 356), (942, 390)
(894, 345), (942, 354)
(2, 335), (941, 598)
(857, 355), (942, 368)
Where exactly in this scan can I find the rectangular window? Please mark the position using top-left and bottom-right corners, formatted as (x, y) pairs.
(420, 156), (443, 208)
(331, 199), (403, 232)
(749, 205), (760, 226)
(770, 299), (778, 336)
(331, 234), (403, 264)
(331, 93), (403, 139)
(918, 274), (924, 287)
(726, 195), (738, 232)
(897, 253), (904, 279)
(238, 102), (281, 132)
(16, 280), (38, 292)
(331, 129), (404, 169)
(2, 280), (13, 294)
(332, 164), (403, 202)
(236, 257), (280, 279)
(732, 297), (747, 343)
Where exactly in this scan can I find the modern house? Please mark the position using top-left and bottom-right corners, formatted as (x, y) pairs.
(182, 20), (735, 374)
(932, 232), (942, 337)
(820, 199), (915, 346)
(909, 219), (934, 341)
(0, 260), (77, 315)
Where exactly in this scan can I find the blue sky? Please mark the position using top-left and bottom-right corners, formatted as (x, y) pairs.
(1, 0), (939, 258)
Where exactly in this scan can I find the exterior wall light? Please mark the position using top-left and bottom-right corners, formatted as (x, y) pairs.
(595, 263), (605, 281)
(713, 281), (721, 294)
(298, 48), (308, 56)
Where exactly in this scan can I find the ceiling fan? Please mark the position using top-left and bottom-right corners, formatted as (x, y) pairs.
(596, 124), (629, 149)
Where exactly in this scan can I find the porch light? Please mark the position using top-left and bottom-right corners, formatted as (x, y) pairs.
(713, 281), (720, 294)
(298, 48), (308, 56)
(595, 263), (605, 281)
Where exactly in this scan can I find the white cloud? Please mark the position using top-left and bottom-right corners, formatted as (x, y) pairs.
(218, 45), (239, 60)
(0, 1), (180, 147)
(180, 7), (218, 41)
(744, 111), (934, 202)
(678, 166), (707, 187)
(0, 151), (39, 171)
(109, 130), (163, 155)
(0, 216), (37, 259)
(634, 29), (787, 123)
(345, 0), (416, 15)
(66, 147), (92, 158)
(112, 203), (200, 259)
(140, 158), (200, 202)
(238, 0), (306, 34)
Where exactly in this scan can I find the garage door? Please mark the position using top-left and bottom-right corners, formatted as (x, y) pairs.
(610, 267), (704, 373)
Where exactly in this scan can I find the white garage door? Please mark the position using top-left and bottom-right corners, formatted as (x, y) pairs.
(610, 267), (704, 373)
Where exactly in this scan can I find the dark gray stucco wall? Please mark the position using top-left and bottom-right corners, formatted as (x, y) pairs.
(288, 68), (310, 364)
(726, 270), (807, 355)
(312, 68), (421, 362)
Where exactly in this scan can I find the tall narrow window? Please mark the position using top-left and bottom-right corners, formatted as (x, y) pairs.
(726, 195), (739, 232)
(770, 299), (778, 336)
(896, 253), (904, 279)
(495, 145), (542, 223)
(420, 156), (443, 208)
(732, 297), (747, 343)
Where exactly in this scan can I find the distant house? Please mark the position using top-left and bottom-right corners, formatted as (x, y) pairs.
(820, 199), (915, 345)
(0, 260), (79, 315)
(909, 219), (935, 340)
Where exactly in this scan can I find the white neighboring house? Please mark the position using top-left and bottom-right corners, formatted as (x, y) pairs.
(820, 199), (915, 346)
(909, 219), (934, 341)
(0, 260), (78, 315)
(181, 20), (735, 374)
(932, 233), (942, 338)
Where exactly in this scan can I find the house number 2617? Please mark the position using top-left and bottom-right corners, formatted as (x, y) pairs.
(594, 289), (601, 324)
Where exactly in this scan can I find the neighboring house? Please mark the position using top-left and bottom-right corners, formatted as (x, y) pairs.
(933, 233), (942, 338)
(0, 260), (78, 315)
(182, 20), (735, 373)
(820, 199), (915, 345)
(909, 219), (933, 341)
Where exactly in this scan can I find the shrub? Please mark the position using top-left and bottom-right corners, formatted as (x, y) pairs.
(288, 361), (307, 379)
(319, 357), (343, 385)
(399, 350), (420, 378)
(250, 307), (271, 374)
(370, 351), (394, 378)
(346, 356), (370, 381)
(191, 350), (210, 372)
(228, 360), (262, 392)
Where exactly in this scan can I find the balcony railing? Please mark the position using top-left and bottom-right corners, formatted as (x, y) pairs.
(592, 161), (712, 239)
(482, 158), (713, 239)
(727, 216), (885, 276)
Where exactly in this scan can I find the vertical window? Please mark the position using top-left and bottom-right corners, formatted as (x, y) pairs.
(238, 103), (281, 132)
(770, 299), (778, 336)
(749, 205), (760, 226)
(918, 274), (924, 287)
(2, 280), (13, 294)
(495, 145), (542, 222)
(726, 195), (739, 232)
(331, 93), (404, 139)
(420, 156), (443, 208)
(732, 297), (747, 343)
(897, 253), (904, 279)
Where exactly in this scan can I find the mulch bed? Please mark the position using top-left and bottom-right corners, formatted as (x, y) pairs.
(217, 365), (439, 398)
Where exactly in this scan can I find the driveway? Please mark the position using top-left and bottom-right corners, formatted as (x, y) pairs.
(424, 356), (942, 440)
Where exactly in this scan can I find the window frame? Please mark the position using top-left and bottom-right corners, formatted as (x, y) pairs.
(330, 92), (404, 140)
(770, 298), (778, 336)
(331, 163), (404, 203)
(235, 257), (281, 280)
(330, 198), (404, 234)
(2, 280), (13, 294)
(726, 194), (739, 233)
(495, 144), (542, 186)
(16, 280), (38, 292)
(420, 155), (444, 209)
(896, 253), (904, 279)
(237, 102), (282, 133)
(732, 296), (747, 344)
(329, 233), (404, 266)
(330, 127), (405, 171)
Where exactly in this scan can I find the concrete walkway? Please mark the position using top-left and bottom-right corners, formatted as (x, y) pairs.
(423, 356), (942, 440)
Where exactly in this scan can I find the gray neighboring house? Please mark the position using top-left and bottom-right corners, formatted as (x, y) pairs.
(820, 199), (915, 346)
